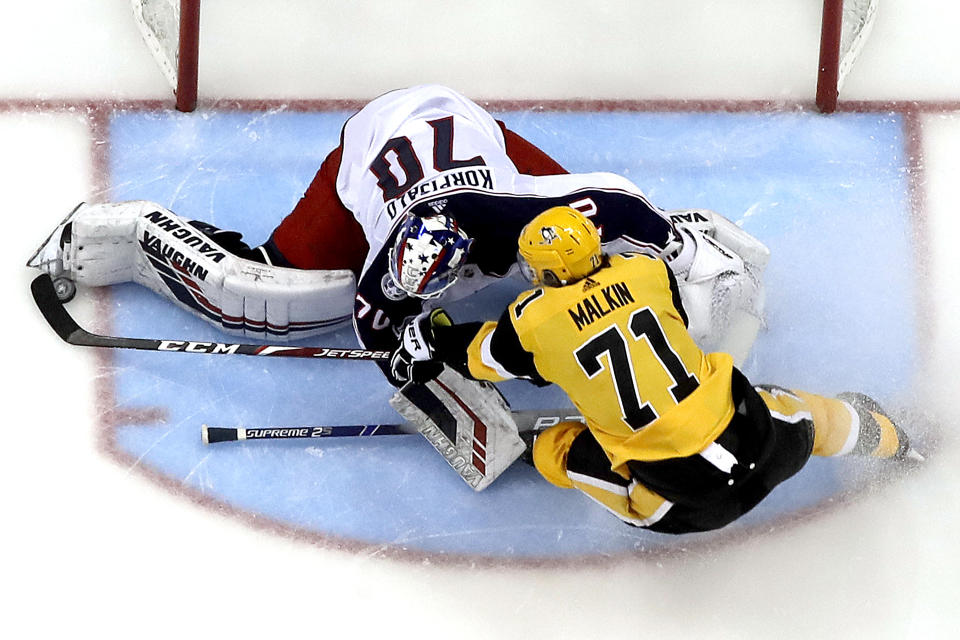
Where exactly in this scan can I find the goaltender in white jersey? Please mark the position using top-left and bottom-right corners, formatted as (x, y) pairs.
(27, 84), (769, 374)
(27, 84), (772, 491)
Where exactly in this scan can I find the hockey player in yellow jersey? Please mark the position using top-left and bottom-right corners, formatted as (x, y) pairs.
(390, 206), (923, 533)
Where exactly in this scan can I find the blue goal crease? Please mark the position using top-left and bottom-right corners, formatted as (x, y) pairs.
(104, 109), (915, 558)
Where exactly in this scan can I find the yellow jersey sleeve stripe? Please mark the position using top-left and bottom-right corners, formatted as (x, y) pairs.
(466, 321), (511, 382)
(478, 327), (516, 380)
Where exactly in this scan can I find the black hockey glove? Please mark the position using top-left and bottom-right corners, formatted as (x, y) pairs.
(389, 308), (452, 385)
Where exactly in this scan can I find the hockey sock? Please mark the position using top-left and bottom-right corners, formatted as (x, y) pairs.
(758, 389), (904, 459)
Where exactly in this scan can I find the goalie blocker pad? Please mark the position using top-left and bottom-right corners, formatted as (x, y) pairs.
(389, 367), (526, 491)
(45, 201), (356, 340)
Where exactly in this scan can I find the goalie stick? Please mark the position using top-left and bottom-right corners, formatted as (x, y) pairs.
(201, 409), (582, 444)
(30, 274), (390, 361)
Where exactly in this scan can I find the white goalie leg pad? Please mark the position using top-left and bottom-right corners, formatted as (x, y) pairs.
(680, 263), (765, 366)
(666, 210), (769, 367)
(666, 209), (770, 271)
(29, 201), (356, 340)
(389, 367), (526, 491)
(27, 201), (148, 285)
(133, 206), (356, 339)
(708, 211), (770, 270)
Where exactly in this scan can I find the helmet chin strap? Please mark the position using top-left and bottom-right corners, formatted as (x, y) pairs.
(542, 270), (563, 288)
(541, 255), (606, 288)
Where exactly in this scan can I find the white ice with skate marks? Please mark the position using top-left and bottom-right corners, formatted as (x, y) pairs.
(4, 1), (960, 639)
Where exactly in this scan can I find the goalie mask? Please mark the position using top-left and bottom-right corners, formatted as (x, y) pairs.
(388, 213), (473, 299)
(517, 206), (603, 287)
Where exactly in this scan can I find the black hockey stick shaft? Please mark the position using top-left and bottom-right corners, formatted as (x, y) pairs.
(201, 409), (583, 444)
(30, 274), (390, 361)
(202, 423), (415, 443)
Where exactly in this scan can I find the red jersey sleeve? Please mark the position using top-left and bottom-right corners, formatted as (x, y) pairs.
(270, 123), (564, 276)
(496, 121), (568, 176)
(268, 146), (369, 276)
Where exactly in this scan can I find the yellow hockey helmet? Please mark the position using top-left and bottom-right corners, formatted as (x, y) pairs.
(517, 206), (603, 287)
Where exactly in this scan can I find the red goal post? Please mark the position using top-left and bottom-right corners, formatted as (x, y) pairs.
(817, 0), (879, 113)
(130, 0), (200, 112)
(131, 0), (876, 113)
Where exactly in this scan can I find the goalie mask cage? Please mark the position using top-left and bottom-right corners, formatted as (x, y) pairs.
(131, 0), (876, 113)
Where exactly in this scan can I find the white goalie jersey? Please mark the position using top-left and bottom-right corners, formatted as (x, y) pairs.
(333, 88), (769, 366)
(336, 84), (523, 238)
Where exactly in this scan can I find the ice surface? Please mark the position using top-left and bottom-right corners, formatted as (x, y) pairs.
(4, 2), (960, 638)
(91, 107), (918, 560)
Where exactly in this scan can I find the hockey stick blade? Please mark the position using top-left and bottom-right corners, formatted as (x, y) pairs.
(31, 273), (89, 344)
(30, 273), (390, 361)
(201, 409), (582, 444)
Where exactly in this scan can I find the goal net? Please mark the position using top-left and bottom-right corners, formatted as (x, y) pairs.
(130, 0), (878, 113)
(816, 0), (879, 112)
(130, 0), (200, 112)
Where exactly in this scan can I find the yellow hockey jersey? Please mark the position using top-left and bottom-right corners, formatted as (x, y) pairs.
(466, 253), (736, 473)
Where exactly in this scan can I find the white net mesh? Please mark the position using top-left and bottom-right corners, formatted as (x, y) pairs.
(838, 0), (879, 91)
(126, 2), (876, 109)
(130, 0), (181, 90)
